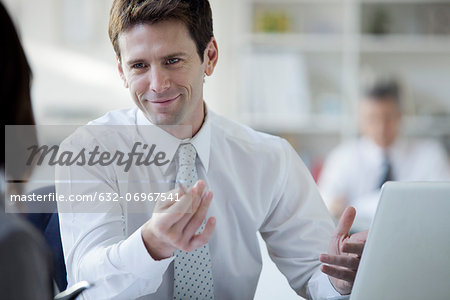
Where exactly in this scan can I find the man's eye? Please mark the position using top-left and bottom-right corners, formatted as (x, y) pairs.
(132, 63), (146, 69)
(166, 58), (180, 65)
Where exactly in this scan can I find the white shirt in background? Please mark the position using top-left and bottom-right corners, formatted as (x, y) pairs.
(57, 107), (340, 300)
(318, 136), (450, 229)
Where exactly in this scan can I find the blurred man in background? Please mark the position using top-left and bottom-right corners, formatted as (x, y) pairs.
(319, 78), (450, 230)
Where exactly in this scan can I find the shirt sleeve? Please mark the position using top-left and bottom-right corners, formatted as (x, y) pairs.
(56, 133), (173, 300)
(259, 139), (340, 300)
(417, 140), (450, 180)
(308, 268), (344, 300)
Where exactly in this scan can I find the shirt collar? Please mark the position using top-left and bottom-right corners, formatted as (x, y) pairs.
(360, 136), (384, 165)
(135, 104), (212, 175)
(189, 105), (211, 173)
(361, 136), (401, 166)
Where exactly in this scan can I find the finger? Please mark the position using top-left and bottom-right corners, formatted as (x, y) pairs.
(164, 192), (192, 214)
(186, 181), (207, 213)
(184, 180), (206, 212)
(188, 216), (216, 251)
(182, 191), (213, 239)
(170, 189), (210, 236)
(157, 188), (185, 210)
(184, 180), (207, 214)
(320, 254), (360, 271)
(342, 242), (365, 256)
(160, 192), (197, 228)
(348, 230), (369, 243)
(334, 206), (356, 237)
(321, 264), (356, 283)
(161, 181), (206, 232)
(186, 180), (205, 196)
(151, 190), (188, 232)
(166, 181), (205, 215)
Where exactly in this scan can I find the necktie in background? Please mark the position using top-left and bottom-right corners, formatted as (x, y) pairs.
(378, 153), (393, 189)
(173, 143), (214, 300)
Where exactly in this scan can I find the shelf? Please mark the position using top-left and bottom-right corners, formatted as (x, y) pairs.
(245, 33), (343, 52)
(236, 0), (450, 143)
(360, 35), (450, 53)
(403, 115), (450, 136)
(238, 114), (450, 136)
(239, 113), (344, 134)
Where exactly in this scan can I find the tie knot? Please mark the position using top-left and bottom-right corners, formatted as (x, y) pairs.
(177, 143), (196, 167)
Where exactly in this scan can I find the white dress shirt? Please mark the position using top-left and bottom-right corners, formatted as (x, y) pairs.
(57, 106), (340, 300)
(318, 136), (450, 229)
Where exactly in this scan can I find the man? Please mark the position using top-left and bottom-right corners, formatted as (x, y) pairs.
(57, 1), (366, 299)
(319, 79), (450, 229)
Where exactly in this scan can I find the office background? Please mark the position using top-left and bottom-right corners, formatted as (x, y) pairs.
(4, 0), (450, 299)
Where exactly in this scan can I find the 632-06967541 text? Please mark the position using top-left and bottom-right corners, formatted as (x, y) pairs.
(9, 192), (180, 203)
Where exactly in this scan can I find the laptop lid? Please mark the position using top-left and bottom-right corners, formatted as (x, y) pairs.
(350, 182), (450, 300)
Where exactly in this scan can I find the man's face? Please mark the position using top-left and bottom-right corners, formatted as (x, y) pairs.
(117, 20), (216, 131)
(360, 98), (401, 148)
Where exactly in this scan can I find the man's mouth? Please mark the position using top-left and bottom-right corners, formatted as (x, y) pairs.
(149, 94), (180, 104)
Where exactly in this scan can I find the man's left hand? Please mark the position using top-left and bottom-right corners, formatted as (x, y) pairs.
(319, 207), (368, 295)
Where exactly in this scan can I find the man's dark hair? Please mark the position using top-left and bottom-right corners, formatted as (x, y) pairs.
(0, 2), (37, 189)
(109, 0), (213, 62)
(0, 3), (35, 128)
(364, 78), (401, 106)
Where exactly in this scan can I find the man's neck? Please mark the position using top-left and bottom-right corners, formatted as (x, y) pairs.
(163, 101), (206, 140)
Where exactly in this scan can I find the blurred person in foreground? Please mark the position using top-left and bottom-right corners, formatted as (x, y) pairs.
(56, 0), (368, 299)
(318, 78), (450, 230)
(0, 2), (53, 299)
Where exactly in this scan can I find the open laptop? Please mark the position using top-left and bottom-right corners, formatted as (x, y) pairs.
(349, 182), (450, 300)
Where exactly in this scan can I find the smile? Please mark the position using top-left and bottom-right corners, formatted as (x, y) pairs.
(148, 95), (180, 107)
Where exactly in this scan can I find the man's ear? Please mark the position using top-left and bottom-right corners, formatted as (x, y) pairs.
(203, 37), (218, 77)
(117, 57), (128, 88)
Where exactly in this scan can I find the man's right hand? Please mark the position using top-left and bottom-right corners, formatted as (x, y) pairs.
(141, 180), (216, 260)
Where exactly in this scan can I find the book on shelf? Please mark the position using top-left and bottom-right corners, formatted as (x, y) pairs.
(241, 51), (311, 121)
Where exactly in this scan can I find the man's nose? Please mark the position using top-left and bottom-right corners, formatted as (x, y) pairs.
(149, 67), (170, 93)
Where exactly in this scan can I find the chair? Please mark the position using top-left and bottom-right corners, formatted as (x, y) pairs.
(54, 281), (91, 300)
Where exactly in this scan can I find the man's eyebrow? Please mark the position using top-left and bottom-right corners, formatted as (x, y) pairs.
(125, 58), (146, 66)
(125, 52), (189, 66)
(161, 52), (189, 60)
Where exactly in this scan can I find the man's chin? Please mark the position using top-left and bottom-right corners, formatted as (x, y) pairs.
(376, 140), (394, 149)
(142, 110), (180, 127)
